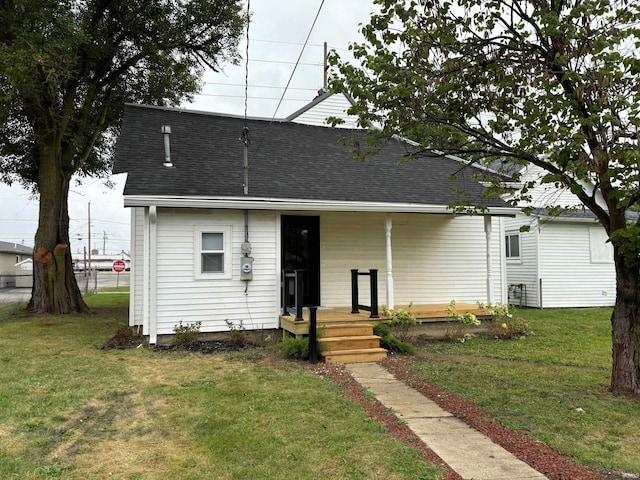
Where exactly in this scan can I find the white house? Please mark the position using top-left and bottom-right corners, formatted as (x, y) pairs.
(501, 163), (620, 308)
(112, 102), (518, 343)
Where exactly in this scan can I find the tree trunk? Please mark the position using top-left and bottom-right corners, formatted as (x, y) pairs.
(610, 247), (640, 395)
(27, 144), (90, 314)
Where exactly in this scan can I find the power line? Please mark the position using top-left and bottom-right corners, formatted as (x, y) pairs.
(203, 81), (316, 91)
(194, 93), (311, 101)
(270, 0), (326, 120)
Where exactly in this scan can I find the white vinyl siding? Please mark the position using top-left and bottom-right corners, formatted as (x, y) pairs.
(153, 209), (278, 335)
(289, 94), (360, 128)
(538, 222), (615, 307)
(319, 212), (504, 307)
(504, 214), (540, 307)
(130, 207), (145, 327)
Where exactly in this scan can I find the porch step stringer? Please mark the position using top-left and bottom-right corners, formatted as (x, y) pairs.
(318, 323), (387, 364)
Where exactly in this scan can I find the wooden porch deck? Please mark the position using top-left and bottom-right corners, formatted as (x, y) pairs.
(280, 303), (487, 338)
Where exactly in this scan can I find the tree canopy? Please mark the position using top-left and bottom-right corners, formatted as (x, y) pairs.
(0, 0), (246, 313)
(331, 0), (640, 395)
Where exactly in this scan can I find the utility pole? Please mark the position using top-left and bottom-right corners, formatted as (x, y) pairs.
(103, 231), (108, 255)
(88, 202), (92, 276)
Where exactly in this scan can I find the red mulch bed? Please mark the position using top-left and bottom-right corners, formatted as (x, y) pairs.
(313, 357), (622, 480)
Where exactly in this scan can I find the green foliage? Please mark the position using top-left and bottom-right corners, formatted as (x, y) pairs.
(0, 1), (246, 313)
(0, 0), (246, 187)
(225, 319), (247, 347)
(330, 0), (640, 391)
(477, 302), (533, 340)
(172, 321), (201, 349)
(444, 300), (481, 343)
(373, 322), (416, 354)
(383, 303), (418, 343)
(281, 337), (310, 360)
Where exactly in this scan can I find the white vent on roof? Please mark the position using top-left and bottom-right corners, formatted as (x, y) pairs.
(161, 125), (173, 168)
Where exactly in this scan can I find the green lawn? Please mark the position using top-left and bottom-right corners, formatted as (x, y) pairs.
(0, 295), (441, 480)
(408, 307), (640, 476)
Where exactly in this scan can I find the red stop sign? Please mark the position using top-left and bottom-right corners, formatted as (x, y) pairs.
(113, 259), (126, 272)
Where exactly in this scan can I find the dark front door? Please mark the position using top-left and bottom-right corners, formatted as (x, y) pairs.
(281, 215), (320, 306)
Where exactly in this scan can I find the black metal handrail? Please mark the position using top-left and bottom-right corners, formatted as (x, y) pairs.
(350, 269), (379, 318)
(282, 269), (304, 321)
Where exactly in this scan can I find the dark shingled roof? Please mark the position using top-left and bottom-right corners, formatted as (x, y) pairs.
(113, 104), (509, 208)
(0, 241), (33, 255)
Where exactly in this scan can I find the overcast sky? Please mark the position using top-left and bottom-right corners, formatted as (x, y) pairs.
(0, 0), (376, 256)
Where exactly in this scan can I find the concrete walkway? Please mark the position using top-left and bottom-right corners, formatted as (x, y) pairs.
(347, 362), (548, 480)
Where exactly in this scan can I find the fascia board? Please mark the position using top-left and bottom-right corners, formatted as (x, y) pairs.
(122, 195), (520, 216)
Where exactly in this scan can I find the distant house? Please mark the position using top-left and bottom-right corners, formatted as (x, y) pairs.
(73, 251), (131, 271)
(112, 101), (518, 344)
(501, 163), (625, 308)
(0, 241), (33, 288)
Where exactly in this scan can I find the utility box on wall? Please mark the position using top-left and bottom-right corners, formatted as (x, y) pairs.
(240, 256), (254, 281)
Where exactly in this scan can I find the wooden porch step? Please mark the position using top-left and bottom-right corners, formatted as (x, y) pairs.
(319, 335), (381, 351)
(321, 323), (374, 337)
(321, 348), (388, 364)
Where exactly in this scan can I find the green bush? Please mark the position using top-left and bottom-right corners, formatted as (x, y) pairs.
(373, 323), (416, 354)
(444, 300), (481, 343)
(383, 303), (418, 343)
(477, 302), (533, 340)
(281, 337), (309, 359)
(173, 321), (201, 349)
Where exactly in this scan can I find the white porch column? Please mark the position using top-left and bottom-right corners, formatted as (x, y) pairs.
(385, 214), (394, 309)
(484, 215), (494, 304)
(149, 205), (158, 345)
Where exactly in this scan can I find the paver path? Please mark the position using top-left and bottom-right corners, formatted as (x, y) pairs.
(347, 362), (549, 480)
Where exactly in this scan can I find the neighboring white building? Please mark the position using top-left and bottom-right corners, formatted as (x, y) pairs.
(0, 241), (33, 288)
(502, 164), (619, 308)
(113, 101), (518, 343)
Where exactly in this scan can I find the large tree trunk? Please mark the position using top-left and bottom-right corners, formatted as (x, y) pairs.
(27, 144), (89, 314)
(610, 247), (640, 395)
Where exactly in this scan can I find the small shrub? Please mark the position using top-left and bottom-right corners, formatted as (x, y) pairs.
(477, 302), (533, 340)
(383, 303), (418, 343)
(104, 325), (144, 349)
(281, 337), (310, 360)
(225, 319), (247, 346)
(173, 321), (201, 349)
(444, 300), (481, 343)
(373, 322), (416, 354)
(488, 316), (532, 339)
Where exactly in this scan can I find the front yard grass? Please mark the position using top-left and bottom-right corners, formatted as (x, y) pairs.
(0, 295), (442, 480)
(409, 307), (640, 476)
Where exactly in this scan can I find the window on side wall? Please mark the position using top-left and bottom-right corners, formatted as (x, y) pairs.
(195, 226), (232, 279)
(589, 226), (613, 263)
(505, 232), (521, 261)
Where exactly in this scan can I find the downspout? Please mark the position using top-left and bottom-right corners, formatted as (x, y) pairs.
(385, 214), (394, 309)
(129, 208), (136, 328)
(484, 216), (494, 304)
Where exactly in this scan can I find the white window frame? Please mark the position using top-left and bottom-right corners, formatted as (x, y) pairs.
(505, 232), (521, 262)
(194, 225), (232, 280)
(589, 226), (613, 264)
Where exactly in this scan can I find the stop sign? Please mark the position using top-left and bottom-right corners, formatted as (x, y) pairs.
(113, 259), (126, 273)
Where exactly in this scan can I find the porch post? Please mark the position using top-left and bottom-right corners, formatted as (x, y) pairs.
(385, 214), (394, 309)
(149, 205), (158, 345)
(484, 216), (494, 305)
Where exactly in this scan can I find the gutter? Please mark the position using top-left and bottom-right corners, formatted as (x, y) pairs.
(122, 195), (520, 216)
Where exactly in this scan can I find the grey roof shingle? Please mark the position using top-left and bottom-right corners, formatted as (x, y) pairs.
(0, 241), (33, 255)
(113, 104), (509, 208)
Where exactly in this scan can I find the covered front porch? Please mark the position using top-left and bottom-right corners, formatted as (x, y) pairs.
(280, 302), (489, 338)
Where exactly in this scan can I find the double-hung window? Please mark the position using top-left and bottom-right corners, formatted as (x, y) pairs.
(195, 226), (232, 279)
(505, 232), (521, 261)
